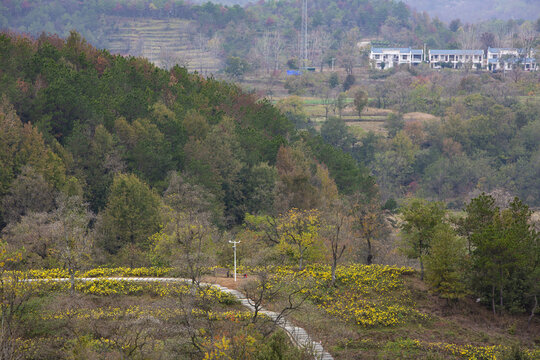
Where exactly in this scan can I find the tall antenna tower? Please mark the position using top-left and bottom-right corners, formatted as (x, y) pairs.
(301, 0), (308, 69)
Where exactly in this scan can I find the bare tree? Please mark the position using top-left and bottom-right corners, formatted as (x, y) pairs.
(193, 33), (208, 74)
(270, 31), (284, 72)
(93, 313), (159, 360)
(321, 198), (352, 286)
(518, 21), (537, 56)
(309, 29), (332, 72)
(457, 24), (480, 49)
(242, 270), (311, 326)
(350, 193), (388, 265)
(255, 31), (273, 74)
(54, 194), (94, 293)
(338, 28), (360, 75)
(158, 173), (217, 286)
(0, 244), (32, 360)
(159, 46), (190, 70)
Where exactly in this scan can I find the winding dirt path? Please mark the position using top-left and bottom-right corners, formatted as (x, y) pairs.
(35, 277), (334, 360)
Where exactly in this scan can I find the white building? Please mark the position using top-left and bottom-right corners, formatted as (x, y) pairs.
(370, 47), (423, 70)
(429, 49), (484, 69)
(487, 47), (538, 72)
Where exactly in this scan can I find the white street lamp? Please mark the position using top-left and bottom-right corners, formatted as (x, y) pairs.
(228, 240), (240, 282)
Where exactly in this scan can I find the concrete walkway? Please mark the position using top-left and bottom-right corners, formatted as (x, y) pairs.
(36, 277), (334, 360)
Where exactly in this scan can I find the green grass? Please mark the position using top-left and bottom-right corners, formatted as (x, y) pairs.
(302, 98), (353, 105)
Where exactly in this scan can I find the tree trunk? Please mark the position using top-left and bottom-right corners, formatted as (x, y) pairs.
(366, 240), (373, 265)
(69, 268), (75, 294)
(527, 295), (537, 329)
(492, 285), (496, 316)
(331, 258), (337, 287)
(419, 256), (424, 281)
(499, 268), (504, 313)
(298, 245), (304, 271)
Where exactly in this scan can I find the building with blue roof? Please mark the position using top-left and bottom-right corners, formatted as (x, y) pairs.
(369, 45), (537, 71)
(428, 49), (484, 69)
(487, 47), (537, 72)
(369, 47), (423, 69)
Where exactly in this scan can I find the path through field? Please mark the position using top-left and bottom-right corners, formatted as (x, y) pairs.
(34, 277), (334, 360)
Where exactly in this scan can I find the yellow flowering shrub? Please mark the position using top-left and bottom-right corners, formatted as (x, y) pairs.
(11, 267), (173, 279)
(42, 306), (258, 322)
(263, 264), (426, 328)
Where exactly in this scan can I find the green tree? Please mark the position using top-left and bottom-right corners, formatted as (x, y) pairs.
(400, 198), (446, 280)
(455, 193), (498, 254)
(320, 116), (355, 153)
(99, 173), (161, 258)
(1, 166), (56, 225)
(465, 195), (539, 316)
(424, 223), (468, 303)
(384, 113), (404, 138)
(328, 72), (339, 89)
(353, 89), (368, 118)
(224, 56), (250, 79)
(276, 96), (309, 129)
(334, 92), (348, 119)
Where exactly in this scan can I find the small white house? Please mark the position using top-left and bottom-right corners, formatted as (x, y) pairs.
(370, 47), (423, 70)
(487, 47), (538, 72)
(429, 49), (484, 69)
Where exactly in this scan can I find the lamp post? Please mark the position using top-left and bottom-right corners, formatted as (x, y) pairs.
(228, 240), (240, 282)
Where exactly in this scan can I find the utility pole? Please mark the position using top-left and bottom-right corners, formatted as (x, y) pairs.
(228, 240), (240, 282)
(301, 0), (308, 69)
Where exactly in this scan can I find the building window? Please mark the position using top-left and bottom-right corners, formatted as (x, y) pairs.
(375, 54), (380, 59)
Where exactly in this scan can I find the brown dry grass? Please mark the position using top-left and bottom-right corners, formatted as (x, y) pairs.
(403, 112), (440, 123)
(202, 274), (250, 291)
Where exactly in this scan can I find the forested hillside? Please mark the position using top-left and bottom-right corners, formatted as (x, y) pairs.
(0, 0), (460, 70)
(0, 31), (374, 254)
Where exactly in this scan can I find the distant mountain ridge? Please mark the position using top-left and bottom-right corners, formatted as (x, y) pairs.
(401, 0), (540, 22)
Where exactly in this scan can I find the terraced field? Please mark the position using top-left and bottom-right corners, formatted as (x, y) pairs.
(104, 17), (221, 74)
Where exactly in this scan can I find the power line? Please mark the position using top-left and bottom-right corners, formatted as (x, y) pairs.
(301, 0), (308, 69)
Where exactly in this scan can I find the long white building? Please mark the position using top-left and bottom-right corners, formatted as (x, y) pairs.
(369, 47), (423, 69)
(428, 49), (484, 69)
(369, 46), (537, 71)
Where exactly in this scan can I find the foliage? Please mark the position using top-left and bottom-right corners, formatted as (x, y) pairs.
(424, 223), (469, 301)
(459, 194), (540, 315)
(276, 209), (323, 271)
(224, 56), (250, 79)
(15, 266), (173, 279)
(353, 89), (368, 117)
(400, 198), (447, 280)
(99, 173), (161, 257)
(269, 264), (425, 327)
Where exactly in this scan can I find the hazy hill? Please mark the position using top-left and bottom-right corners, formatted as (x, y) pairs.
(402, 0), (540, 22)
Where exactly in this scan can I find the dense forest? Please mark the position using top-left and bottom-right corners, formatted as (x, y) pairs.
(0, 30), (374, 256)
